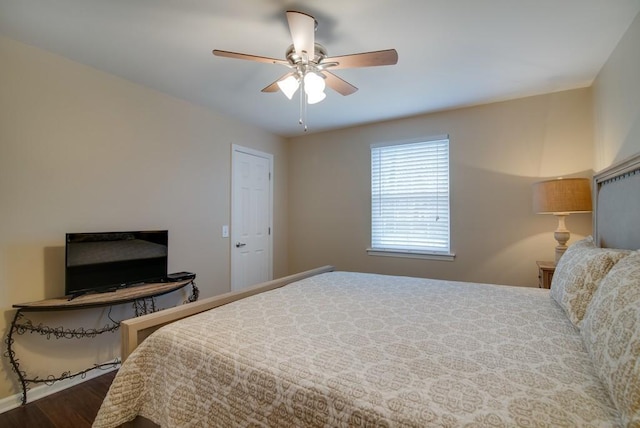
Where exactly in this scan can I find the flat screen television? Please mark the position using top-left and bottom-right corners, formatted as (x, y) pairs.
(65, 230), (168, 297)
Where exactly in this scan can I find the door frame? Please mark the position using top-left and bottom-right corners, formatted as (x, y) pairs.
(230, 144), (274, 290)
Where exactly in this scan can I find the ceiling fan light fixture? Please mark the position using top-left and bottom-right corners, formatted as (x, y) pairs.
(277, 75), (300, 100)
(306, 90), (326, 105)
(213, 10), (398, 130)
(303, 71), (325, 97)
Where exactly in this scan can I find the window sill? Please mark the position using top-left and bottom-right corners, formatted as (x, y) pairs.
(366, 248), (456, 261)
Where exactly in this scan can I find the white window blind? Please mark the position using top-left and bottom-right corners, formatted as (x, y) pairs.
(371, 137), (450, 255)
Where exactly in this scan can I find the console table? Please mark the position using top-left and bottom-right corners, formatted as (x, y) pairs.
(4, 279), (199, 405)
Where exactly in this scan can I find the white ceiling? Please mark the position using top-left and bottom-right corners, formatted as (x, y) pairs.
(1, 0), (639, 137)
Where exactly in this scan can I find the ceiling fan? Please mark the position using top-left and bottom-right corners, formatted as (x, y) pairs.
(212, 10), (398, 129)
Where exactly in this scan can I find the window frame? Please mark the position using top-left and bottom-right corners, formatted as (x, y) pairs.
(367, 135), (455, 261)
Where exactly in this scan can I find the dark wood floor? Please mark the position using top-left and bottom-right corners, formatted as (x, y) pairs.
(0, 371), (116, 428)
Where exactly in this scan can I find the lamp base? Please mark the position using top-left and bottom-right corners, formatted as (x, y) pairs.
(554, 214), (570, 262)
(555, 244), (568, 262)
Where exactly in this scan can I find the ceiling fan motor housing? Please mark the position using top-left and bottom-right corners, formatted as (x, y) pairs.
(285, 43), (328, 67)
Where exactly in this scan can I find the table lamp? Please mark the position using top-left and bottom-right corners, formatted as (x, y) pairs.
(532, 177), (592, 262)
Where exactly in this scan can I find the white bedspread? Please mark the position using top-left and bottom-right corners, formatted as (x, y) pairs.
(93, 271), (621, 427)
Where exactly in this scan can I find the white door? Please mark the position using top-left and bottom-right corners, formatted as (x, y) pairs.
(231, 145), (273, 291)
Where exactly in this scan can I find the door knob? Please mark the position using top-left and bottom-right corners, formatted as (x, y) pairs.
(235, 242), (246, 248)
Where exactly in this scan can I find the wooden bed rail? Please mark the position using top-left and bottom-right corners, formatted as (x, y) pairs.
(120, 265), (335, 361)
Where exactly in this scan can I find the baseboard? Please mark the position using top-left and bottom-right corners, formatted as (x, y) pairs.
(0, 362), (119, 414)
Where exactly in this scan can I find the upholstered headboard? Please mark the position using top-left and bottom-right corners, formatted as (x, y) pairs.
(593, 153), (640, 250)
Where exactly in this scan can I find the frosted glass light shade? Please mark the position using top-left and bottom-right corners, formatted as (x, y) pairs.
(303, 72), (325, 96)
(306, 90), (326, 104)
(303, 72), (326, 104)
(277, 75), (299, 100)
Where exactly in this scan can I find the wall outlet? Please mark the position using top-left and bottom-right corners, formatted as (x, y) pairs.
(222, 225), (229, 238)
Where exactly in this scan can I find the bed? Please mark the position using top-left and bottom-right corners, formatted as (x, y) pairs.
(93, 153), (640, 428)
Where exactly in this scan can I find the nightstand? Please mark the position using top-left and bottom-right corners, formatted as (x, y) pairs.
(536, 261), (556, 289)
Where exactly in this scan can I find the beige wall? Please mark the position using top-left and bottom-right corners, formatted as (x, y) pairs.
(287, 89), (594, 287)
(593, 11), (640, 170)
(0, 36), (288, 401)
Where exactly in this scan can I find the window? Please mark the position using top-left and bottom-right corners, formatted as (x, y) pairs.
(369, 136), (453, 260)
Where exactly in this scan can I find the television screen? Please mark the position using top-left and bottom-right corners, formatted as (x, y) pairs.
(65, 230), (168, 297)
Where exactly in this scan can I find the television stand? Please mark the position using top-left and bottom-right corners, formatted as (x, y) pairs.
(66, 288), (117, 301)
(5, 279), (198, 405)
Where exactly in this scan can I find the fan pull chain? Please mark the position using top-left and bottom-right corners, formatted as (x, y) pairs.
(299, 79), (304, 126)
(299, 77), (308, 132)
(303, 95), (308, 132)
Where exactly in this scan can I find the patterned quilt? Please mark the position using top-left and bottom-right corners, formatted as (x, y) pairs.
(93, 271), (621, 427)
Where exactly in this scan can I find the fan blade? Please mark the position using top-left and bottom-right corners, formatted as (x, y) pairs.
(286, 11), (315, 58)
(323, 71), (358, 96)
(212, 49), (288, 66)
(261, 72), (295, 93)
(324, 49), (398, 70)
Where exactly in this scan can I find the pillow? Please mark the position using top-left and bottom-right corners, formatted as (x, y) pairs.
(550, 236), (629, 327)
(581, 251), (640, 426)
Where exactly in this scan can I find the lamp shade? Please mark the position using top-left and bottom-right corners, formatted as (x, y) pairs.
(532, 178), (592, 214)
